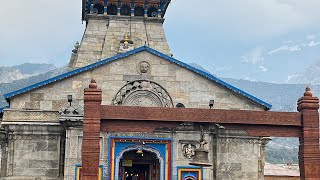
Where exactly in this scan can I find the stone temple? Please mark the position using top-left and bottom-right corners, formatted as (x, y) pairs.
(0, 0), (290, 179)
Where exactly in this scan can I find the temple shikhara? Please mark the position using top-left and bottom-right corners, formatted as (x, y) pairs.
(0, 0), (320, 180)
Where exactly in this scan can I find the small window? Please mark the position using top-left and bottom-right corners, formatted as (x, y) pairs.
(120, 4), (131, 16)
(93, 3), (104, 14)
(147, 6), (158, 17)
(107, 4), (117, 15)
(134, 5), (144, 16)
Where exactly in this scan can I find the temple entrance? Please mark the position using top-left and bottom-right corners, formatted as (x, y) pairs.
(119, 150), (161, 180)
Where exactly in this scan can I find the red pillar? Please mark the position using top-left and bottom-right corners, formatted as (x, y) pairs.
(297, 86), (320, 180)
(82, 79), (102, 180)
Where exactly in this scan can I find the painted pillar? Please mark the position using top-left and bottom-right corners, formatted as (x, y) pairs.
(104, 0), (108, 14)
(88, 0), (93, 13)
(157, 2), (162, 18)
(117, 0), (121, 15)
(144, 6), (148, 17)
(82, 79), (102, 180)
(297, 86), (320, 180)
(131, 1), (135, 16)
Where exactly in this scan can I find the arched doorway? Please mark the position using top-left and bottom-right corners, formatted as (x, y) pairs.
(119, 150), (161, 180)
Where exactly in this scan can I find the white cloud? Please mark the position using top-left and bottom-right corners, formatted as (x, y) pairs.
(259, 66), (268, 72)
(268, 45), (301, 55)
(282, 40), (294, 44)
(241, 47), (264, 64)
(308, 41), (320, 47)
(0, 0), (84, 66)
(167, 0), (320, 40)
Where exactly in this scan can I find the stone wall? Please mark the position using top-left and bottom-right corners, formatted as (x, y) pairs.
(214, 135), (265, 180)
(0, 110), (63, 180)
(10, 51), (265, 112)
(0, 125), (63, 180)
(73, 16), (171, 68)
(264, 176), (299, 180)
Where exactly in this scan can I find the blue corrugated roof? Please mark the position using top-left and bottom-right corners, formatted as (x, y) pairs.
(3, 46), (272, 110)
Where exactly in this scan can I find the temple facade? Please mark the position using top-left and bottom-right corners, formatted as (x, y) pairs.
(0, 1), (274, 180)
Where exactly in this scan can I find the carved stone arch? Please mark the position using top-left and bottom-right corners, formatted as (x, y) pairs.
(115, 145), (165, 180)
(184, 176), (196, 180)
(112, 80), (174, 107)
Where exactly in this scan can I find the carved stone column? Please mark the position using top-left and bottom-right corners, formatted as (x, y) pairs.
(82, 79), (102, 180)
(297, 86), (320, 180)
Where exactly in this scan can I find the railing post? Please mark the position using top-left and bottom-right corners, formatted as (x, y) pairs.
(82, 79), (102, 180)
(297, 86), (320, 180)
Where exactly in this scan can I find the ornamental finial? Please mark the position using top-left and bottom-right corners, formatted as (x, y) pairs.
(89, 79), (97, 89)
(297, 85), (319, 111)
(304, 86), (312, 97)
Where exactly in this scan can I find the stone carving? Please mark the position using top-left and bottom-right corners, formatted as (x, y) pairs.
(3, 110), (60, 122)
(183, 144), (195, 159)
(112, 80), (173, 107)
(137, 61), (151, 74)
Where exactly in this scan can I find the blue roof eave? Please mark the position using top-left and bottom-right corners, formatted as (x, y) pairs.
(3, 46), (272, 110)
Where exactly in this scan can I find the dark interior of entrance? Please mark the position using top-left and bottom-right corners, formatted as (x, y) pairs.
(120, 150), (160, 180)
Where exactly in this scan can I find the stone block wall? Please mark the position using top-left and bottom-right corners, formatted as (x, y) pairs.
(214, 135), (265, 180)
(0, 124), (62, 180)
(73, 16), (170, 68)
(10, 51), (265, 112)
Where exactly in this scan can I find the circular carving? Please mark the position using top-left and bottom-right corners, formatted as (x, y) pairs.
(137, 61), (151, 74)
(112, 80), (173, 107)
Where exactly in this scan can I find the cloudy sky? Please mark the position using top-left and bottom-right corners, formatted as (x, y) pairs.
(1, 0), (320, 83)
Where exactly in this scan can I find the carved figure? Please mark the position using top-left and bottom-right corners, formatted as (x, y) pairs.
(183, 144), (195, 159)
(138, 61), (150, 74)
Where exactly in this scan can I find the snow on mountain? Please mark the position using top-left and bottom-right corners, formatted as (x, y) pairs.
(0, 63), (56, 83)
(287, 59), (320, 85)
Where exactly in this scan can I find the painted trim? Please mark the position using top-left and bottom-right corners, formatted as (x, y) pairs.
(3, 46), (271, 110)
(176, 166), (203, 180)
(108, 136), (172, 180)
(74, 164), (104, 180)
(115, 145), (164, 180)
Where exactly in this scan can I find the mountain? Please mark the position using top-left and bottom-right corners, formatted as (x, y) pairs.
(0, 63), (56, 84)
(0, 63), (315, 164)
(0, 65), (68, 107)
(287, 59), (320, 85)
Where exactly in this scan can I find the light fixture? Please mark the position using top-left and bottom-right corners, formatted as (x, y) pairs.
(209, 99), (214, 109)
(67, 95), (73, 106)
